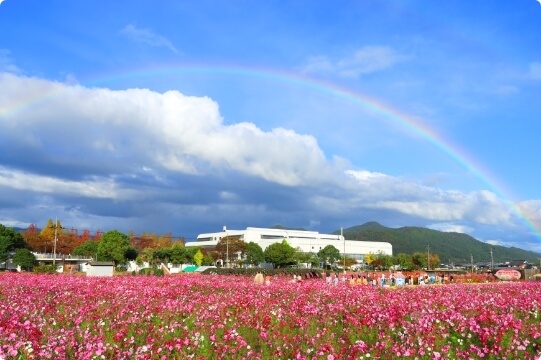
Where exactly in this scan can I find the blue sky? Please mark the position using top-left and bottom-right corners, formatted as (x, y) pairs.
(1, 1), (541, 253)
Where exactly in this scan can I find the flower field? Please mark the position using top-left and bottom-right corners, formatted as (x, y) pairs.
(1, 273), (540, 359)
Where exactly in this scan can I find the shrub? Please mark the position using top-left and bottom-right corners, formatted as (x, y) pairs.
(137, 267), (163, 276)
(200, 267), (322, 278)
(33, 263), (58, 274)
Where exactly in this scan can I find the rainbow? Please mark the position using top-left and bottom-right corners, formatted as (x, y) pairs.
(2, 65), (540, 240)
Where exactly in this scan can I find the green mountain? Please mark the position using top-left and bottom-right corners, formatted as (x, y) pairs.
(338, 222), (541, 265)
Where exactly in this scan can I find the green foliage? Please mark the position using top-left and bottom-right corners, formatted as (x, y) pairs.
(245, 242), (264, 265)
(411, 252), (427, 270)
(138, 268), (153, 275)
(193, 249), (204, 266)
(264, 240), (296, 268)
(200, 267), (322, 278)
(73, 240), (98, 258)
(33, 263), (58, 274)
(371, 252), (393, 270)
(12, 248), (36, 271)
(393, 253), (414, 270)
(215, 236), (246, 262)
(97, 230), (131, 265)
(201, 254), (214, 266)
(317, 245), (341, 264)
(137, 267), (164, 276)
(0, 224), (27, 266)
(169, 244), (190, 265)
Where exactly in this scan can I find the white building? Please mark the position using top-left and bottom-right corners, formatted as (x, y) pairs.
(85, 261), (115, 277)
(185, 227), (392, 263)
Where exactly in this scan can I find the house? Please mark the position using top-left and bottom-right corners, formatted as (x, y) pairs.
(507, 260), (532, 269)
(86, 262), (115, 277)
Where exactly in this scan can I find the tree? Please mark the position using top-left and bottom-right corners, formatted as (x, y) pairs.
(428, 253), (441, 270)
(393, 253), (414, 271)
(317, 245), (341, 265)
(125, 247), (138, 261)
(185, 246), (201, 264)
(411, 252), (427, 270)
(0, 224), (27, 268)
(201, 254), (214, 266)
(23, 224), (44, 252)
(364, 253), (375, 268)
(97, 230), (131, 265)
(293, 247), (312, 267)
(245, 242), (264, 265)
(39, 219), (64, 244)
(57, 228), (85, 255)
(153, 248), (171, 264)
(130, 235), (155, 253)
(39, 219), (75, 255)
(12, 249), (36, 271)
(372, 252), (393, 270)
(263, 240), (295, 268)
(193, 249), (204, 266)
(79, 229), (92, 243)
(73, 240), (99, 258)
(215, 236), (246, 264)
(169, 244), (191, 265)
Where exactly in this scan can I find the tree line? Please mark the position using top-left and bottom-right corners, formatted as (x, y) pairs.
(1, 220), (441, 271)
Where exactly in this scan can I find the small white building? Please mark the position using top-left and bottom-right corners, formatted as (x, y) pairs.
(86, 262), (115, 277)
(185, 227), (392, 263)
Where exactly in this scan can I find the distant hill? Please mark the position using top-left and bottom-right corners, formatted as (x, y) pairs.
(337, 222), (541, 265)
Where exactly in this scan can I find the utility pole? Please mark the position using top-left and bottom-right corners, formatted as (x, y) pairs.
(53, 218), (59, 266)
(471, 254), (474, 273)
(342, 227), (346, 273)
(426, 245), (430, 271)
(223, 226), (228, 268)
(490, 248), (494, 272)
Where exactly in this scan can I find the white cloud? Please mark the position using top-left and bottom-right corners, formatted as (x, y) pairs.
(1, 72), (538, 248)
(121, 24), (179, 54)
(516, 200), (541, 232)
(0, 49), (21, 73)
(0, 166), (135, 200)
(484, 239), (505, 247)
(0, 73), (334, 188)
(301, 46), (407, 78)
(427, 223), (473, 234)
(529, 62), (541, 80)
(345, 170), (512, 225)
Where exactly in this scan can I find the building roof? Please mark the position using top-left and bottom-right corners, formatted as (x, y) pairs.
(182, 265), (199, 273)
(89, 261), (115, 266)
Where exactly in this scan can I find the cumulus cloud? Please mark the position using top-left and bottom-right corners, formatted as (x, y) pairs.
(0, 72), (334, 188)
(301, 46), (407, 78)
(344, 170), (513, 225)
(121, 24), (179, 54)
(0, 72), (538, 248)
(0, 166), (133, 200)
